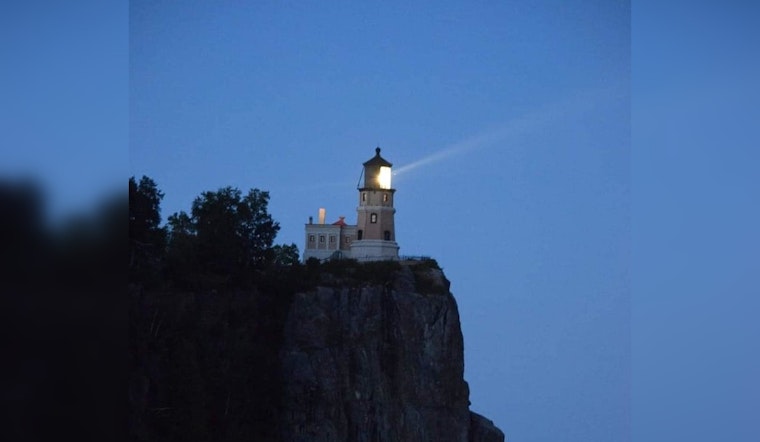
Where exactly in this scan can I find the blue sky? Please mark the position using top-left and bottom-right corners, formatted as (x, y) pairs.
(130, 2), (629, 440)
(632, 2), (760, 441)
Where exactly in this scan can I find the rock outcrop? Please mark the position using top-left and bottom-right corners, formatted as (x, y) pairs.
(469, 412), (506, 442)
(280, 263), (504, 442)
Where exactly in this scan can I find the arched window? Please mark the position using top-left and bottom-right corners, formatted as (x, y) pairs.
(370, 213), (377, 223)
(357, 230), (363, 240)
(362, 193), (366, 202)
(384, 230), (391, 240)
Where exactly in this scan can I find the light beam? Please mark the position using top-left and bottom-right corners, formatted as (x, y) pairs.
(393, 84), (625, 178)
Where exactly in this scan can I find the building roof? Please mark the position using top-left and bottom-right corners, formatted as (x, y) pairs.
(332, 216), (348, 226)
(362, 147), (392, 168)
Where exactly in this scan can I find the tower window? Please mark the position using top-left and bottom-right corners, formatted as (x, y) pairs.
(370, 213), (377, 223)
(319, 235), (325, 243)
(357, 230), (363, 240)
(384, 231), (391, 240)
(362, 193), (366, 202)
(383, 193), (388, 202)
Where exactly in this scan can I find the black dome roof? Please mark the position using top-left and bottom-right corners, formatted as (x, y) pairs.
(363, 147), (392, 167)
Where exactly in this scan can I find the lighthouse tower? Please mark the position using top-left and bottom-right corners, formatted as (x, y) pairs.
(350, 147), (400, 261)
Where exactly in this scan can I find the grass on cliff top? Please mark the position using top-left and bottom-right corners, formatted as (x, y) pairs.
(303, 257), (447, 295)
(306, 258), (401, 286)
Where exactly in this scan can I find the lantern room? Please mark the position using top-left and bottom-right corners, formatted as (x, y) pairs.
(360, 147), (393, 190)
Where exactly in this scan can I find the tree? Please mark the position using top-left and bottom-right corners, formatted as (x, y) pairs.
(272, 243), (300, 266)
(166, 187), (280, 287)
(129, 176), (167, 284)
(165, 210), (197, 284)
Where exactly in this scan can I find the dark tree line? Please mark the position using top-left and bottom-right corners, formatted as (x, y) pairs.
(129, 176), (300, 290)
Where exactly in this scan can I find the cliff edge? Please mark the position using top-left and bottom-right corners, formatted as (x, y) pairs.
(281, 262), (504, 442)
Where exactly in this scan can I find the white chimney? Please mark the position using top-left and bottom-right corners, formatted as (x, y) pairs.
(318, 208), (326, 224)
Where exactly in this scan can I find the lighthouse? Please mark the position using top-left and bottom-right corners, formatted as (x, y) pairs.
(303, 147), (400, 262)
(351, 147), (400, 261)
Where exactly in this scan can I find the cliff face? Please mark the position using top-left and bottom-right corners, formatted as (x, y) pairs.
(280, 264), (504, 442)
(128, 261), (504, 441)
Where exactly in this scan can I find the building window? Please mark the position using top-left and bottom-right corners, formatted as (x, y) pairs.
(357, 230), (363, 240)
(319, 235), (325, 243)
(384, 230), (391, 240)
(329, 236), (336, 243)
(362, 192), (366, 202)
(370, 213), (377, 223)
(345, 237), (351, 243)
(383, 193), (388, 202)
(309, 235), (315, 242)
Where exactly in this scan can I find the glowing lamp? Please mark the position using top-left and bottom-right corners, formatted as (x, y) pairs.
(378, 166), (392, 189)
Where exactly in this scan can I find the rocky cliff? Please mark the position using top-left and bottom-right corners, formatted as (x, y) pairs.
(281, 263), (503, 441)
(129, 260), (504, 441)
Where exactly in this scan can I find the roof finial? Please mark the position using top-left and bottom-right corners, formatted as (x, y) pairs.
(375, 146), (381, 155)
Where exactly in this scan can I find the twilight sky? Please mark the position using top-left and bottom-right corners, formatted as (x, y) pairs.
(130, 1), (630, 440)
